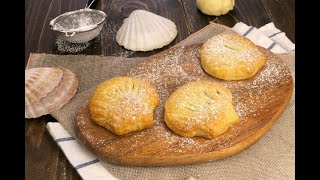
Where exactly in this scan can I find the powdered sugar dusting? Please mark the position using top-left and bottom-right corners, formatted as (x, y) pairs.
(103, 21), (135, 57)
(165, 80), (240, 139)
(75, 44), (293, 159)
(200, 33), (266, 74)
(230, 53), (292, 119)
(104, 21), (119, 40)
(112, 50), (134, 58)
(56, 37), (90, 53)
(89, 77), (159, 133)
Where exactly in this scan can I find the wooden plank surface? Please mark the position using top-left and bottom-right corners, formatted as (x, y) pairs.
(25, 0), (295, 179)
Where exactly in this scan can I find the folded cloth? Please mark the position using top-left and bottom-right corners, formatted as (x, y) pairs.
(232, 22), (295, 53)
(46, 123), (119, 180)
(46, 22), (295, 180)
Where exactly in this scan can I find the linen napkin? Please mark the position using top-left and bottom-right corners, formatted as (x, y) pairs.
(45, 22), (295, 180)
(46, 123), (119, 180)
(232, 22), (295, 53)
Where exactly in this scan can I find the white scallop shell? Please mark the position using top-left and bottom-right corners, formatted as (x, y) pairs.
(116, 10), (178, 51)
(25, 67), (78, 118)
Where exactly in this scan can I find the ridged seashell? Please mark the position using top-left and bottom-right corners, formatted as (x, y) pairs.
(25, 67), (78, 118)
(116, 10), (178, 51)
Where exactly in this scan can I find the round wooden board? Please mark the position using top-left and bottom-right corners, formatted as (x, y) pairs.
(75, 44), (293, 166)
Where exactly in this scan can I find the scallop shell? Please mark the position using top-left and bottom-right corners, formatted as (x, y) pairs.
(116, 10), (178, 51)
(25, 67), (78, 119)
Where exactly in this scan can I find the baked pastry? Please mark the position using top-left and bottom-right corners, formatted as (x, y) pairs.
(199, 32), (267, 80)
(89, 76), (160, 135)
(164, 81), (240, 139)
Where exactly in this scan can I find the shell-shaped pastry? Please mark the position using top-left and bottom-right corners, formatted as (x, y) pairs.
(116, 10), (178, 51)
(25, 67), (78, 118)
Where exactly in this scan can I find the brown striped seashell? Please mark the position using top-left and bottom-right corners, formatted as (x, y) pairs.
(25, 67), (78, 118)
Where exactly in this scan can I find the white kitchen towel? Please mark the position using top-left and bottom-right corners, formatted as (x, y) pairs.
(46, 22), (295, 180)
(46, 122), (119, 180)
(232, 22), (295, 53)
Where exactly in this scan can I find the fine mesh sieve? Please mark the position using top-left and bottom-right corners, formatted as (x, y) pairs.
(49, 0), (106, 43)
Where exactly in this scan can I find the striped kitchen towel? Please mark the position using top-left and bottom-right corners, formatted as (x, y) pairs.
(232, 22), (295, 53)
(46, 122), (119, 180)
(46, 22), (295, 180)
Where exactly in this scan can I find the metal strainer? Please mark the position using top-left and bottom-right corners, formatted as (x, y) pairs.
(49, 0), (106, 43)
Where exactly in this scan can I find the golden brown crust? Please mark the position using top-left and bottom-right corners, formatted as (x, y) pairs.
(164, 81), (240, 139)
(199, 32), (267, 80)
(89, 76), (160, 135)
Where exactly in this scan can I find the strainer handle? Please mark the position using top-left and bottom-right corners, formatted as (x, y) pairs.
(85, 0), (96, 9)
(65, 32), (76, 37)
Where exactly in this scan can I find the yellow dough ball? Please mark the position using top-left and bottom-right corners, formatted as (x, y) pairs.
(196, 0), (235, 16)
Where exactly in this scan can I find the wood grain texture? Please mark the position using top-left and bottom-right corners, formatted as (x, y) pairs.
(25, 0), (296, 65)
(260, 0), (295, 42)
(25, 0), (295, 178)
(99, 0), (190, 58)
(74, 44), (293, 166)
(25, 115), (82, 180)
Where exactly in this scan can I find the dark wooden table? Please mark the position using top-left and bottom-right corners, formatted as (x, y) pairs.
(25, 0), (295, 179)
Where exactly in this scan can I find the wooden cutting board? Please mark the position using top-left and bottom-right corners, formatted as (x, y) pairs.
(74, 44), (293, 166)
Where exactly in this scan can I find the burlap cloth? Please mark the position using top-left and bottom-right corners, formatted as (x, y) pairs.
(27, 23), (295, 180)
